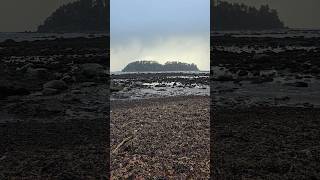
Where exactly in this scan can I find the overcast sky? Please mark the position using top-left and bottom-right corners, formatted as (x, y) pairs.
(0, 0), (76, 32)
(111, 0), (210, 71)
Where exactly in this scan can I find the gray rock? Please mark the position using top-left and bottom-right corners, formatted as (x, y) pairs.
(80, 63), (105, 78)
(110, 83), (124, 92)
(26, 67), (48, 79)
(252, 53), (269, 60)
(216, 75), (234, 81)
(17, 63), (33, 72)
(238, 70), (248, 77)
(71, 90), (81, 94)
(122, 87), (131, 92)
(81, 82), (97, 87)
(43, 80), (68, 90)
(61, 74), (73, 83)
(54, 72), (63, 79)
(42, 88), (59, 95)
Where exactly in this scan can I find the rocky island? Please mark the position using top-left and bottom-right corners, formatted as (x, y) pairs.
(122, 61), (199, 72)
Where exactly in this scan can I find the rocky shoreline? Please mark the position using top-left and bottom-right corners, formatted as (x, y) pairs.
(0, 37), (109, 178)
(211, 32), (320, 179)
(111, 72), (209, 100)
(1, 31), (320, 179)
(211, 34), (320, 108)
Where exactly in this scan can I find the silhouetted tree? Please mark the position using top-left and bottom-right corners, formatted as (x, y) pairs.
(37, 0), (109, 33)
(212, 1), (285, 30)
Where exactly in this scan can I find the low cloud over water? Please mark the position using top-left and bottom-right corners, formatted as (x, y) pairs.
(111, 0), (209, 72)
(111, 34), (209, 72)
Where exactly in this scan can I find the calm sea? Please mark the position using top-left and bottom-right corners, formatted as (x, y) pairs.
(0, 32), (108, 43)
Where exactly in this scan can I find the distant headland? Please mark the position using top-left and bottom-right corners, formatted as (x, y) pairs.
(122, 61), (200, 72)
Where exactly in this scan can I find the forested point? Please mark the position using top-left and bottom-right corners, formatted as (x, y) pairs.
(212, 1), (285, 30)
(122, 61), (200, 72)
(37, 0), (109, 33)
(37, 0), (285, 32)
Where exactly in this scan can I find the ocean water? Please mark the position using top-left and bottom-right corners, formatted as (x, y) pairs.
(0, 32), (108, 43)
(211, 29), (320, 38)
(2, 29), (319, 43)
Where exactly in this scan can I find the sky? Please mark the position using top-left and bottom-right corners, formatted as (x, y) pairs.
(0, 0), (76, 32)
(111, 0), (210, 71)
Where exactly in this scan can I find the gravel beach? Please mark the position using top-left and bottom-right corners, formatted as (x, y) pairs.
(212, 106), (320, 179)
(111, 96), (210, 179)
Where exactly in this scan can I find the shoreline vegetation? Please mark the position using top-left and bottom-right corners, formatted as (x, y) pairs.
(122, 61), (200, 72)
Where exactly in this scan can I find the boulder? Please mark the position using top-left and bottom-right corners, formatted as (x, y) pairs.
(110, 83), (124, 92)
(80, 63), (105, 78)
